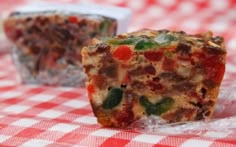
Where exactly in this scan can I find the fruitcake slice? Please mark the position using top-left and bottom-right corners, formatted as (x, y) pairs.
(82, 29), (226, 127)
(3, 3), (131, 86)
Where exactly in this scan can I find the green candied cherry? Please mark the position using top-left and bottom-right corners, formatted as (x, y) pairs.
(107, 37), (137, 45)
(102, 87), (123, 109)
(140, 96), (174, 115)
(100, 20), (110, 34)
(135, 38), (158, 50)
(154, 34), (177, 46)
(140, 96), (157, 115)
(155, 97), (175, 115)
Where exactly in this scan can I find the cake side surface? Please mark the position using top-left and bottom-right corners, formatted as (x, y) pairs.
(82, 29), (226, 127)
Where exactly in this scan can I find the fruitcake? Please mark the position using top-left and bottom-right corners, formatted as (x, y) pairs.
(82, 29), (226, 127)
(3, 3), (131, 86)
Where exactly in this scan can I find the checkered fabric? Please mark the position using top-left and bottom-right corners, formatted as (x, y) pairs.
(1, 0), (236, 146)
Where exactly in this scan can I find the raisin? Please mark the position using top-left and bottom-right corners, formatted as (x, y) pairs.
(176, 43), (191, 55)
(120, 84), (127, 88)
(128, 66), (144, 76)
(30, 45), (41, 55)
(78, 19), (87, 27)
(195, 100), (214, 120)
(93, 75), (107, 89)
(157, 29), (170, 34)
(84, 65), (94, 73)
(200, 87), (207, 98)
(144, 64), (156, 75)
(163, 108), (195, 122)
(212, 36), (224, 44)
(131, 81), (145, 89)
(99, 63), (118, 78)
(114, 104), (134, 127)
(26, 17), (32, 22)
(147, 81), (166, 93)
(52, 47), (66, 58)
(96, 43), (111, 53)
(159, 72), (185, 82)
(177, 30), (186, 34)
(52, 26), (73, 41)
(172, 82), (195, 92)
(162, 57), (176, 71)
(152, 76), (160, 82)
(144, 51), (163, 61)
(203, 44), (226, 54)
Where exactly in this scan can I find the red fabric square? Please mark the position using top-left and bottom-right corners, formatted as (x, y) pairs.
(157, 135), (195, 147)
(214, 139), (236, 145)
(58, 92), (81, 99)
(27, 87), (47, 93)
(2, 98), (22, 104)
(100, 138), (130, 147)
(1, 137), (29, 146)
(154, 144), (173, 147)
(0, 86), (15, 92)
(57, 133), (86, 144)
(15, 128), (44, 138)
(34, 102), (58, 109)
(0, 123), (7, 130)
(69, 108), (91, 115)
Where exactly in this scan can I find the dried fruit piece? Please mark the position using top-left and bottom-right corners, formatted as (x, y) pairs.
(102, 87), (123, 109)
(140, 96), (175, 115)
(113, 45), (132, 62)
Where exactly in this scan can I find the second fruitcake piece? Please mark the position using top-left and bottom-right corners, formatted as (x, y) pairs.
(82, 29), (226, 127)
(4, 11), (117, 86)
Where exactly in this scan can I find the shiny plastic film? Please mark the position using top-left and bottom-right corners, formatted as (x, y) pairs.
(11, 46), (87, 86)
(129, 81), (236, 140)
(4, 2), (131, 87)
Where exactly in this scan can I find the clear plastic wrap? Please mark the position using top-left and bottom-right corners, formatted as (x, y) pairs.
(11, 46), (87, 86)
(4, 3), (131, 87)
(129, 80), (236, 140)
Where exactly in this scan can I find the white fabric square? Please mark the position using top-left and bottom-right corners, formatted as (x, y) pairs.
(203, 131), (231, 138)
(91, 129), (119, 137)
(30, 94), (55, 102)
(49, 123), (79, 133)
(22, 139), (52, 146)
(209, 21), (228, 33)
(181, 139), (213, 147)
(0, 135), (10, 143)
(63, 100), (89, 108)
(0, 71), (7, 77)
(0, 114), (4, 118)
(37, 110), (64, 119)
(133, 134), (166, 144)
(11, 118), (39, 127)
(0, 91), (22, 99)
(3, 105), (30, 114)
(74, 116), (97, 124)
(0, 80), (15, 87)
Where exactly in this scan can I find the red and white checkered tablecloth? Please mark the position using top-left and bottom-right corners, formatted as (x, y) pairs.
(1, 0), (236, 146)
